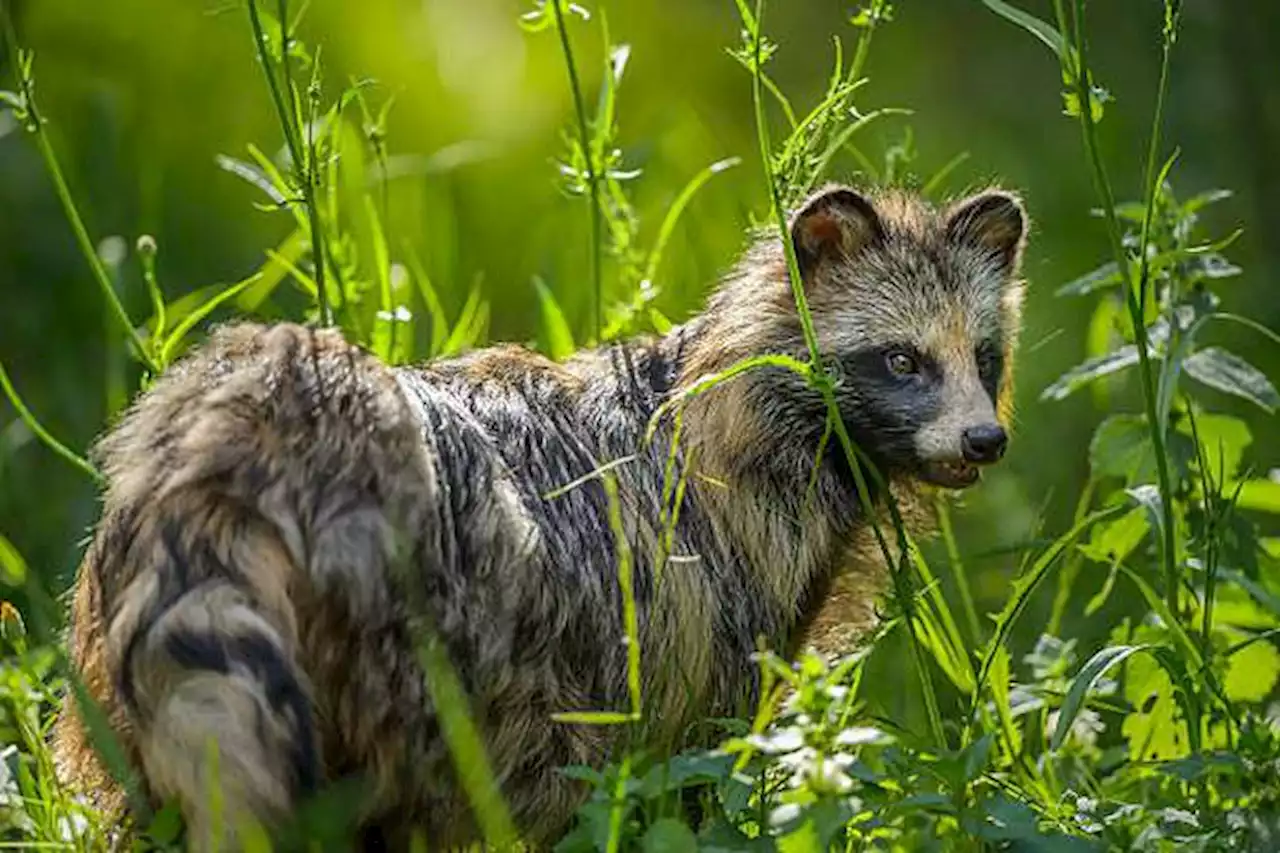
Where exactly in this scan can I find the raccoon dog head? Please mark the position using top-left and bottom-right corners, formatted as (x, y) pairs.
(790, 184), (1028, 490)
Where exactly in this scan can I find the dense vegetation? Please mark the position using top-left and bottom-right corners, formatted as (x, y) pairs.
(2, 0), (1278, 849)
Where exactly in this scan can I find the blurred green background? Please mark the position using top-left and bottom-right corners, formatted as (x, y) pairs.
(1, 1), (1276, 718)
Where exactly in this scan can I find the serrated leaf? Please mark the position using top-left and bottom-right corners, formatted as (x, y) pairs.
(1041, 346), (1139, 402)
(1052, 644), (1151, 750)
(1122, 653), (1189, 762)
(0, 531), (27, 586)
(1184, 347), (1280, 413)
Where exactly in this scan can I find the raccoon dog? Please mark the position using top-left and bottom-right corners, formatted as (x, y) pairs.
(52, 184), (1028, 848)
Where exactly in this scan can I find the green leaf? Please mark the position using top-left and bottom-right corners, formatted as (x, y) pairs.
(635, 752), (735, 799)
(1183, 347), (1280, 413)
(160, 273), (264, 366)
(778, 799), (854, 853)
(402, 240), (450, 358)
(1122, 652), (1189, 761)
(699, 818), (772, 852)
(440, 280), (487, 357)
(234, 227), (309, 312)
(1233, 478), (1280, 515)
(979, 0), (1069, 59)
(642, 818), (698, 853)
(1052, 644), (1150, 750)
(643, 156), (740, 288)
(142, 802), (185, 846)
(215, 153), (289, 206)
(1088, 415), (1194, 487)
(534, 276), (577, 361)
(1089, 415), (1150, 482)
(0, 89), (25, 112)
(0, 531), (28, 586)
(1079, 506), (1149, 566)
(1223, 632), (1280, 702)
(988, 646), (1023, 755)
(1083, 557), (1121, 617)
(1183, 187), (1233, 215)
(1125, 485), (1165, 541)
(962, 732), (995, 783)
(1041, 346), (1139, 402)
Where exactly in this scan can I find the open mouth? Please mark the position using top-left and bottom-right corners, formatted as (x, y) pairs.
(920, 460), (982, 490)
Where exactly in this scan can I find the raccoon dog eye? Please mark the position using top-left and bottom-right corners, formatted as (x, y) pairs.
(886, 351), (919, 377)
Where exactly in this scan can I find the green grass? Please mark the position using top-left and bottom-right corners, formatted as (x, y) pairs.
(3, 0), (1280, 850)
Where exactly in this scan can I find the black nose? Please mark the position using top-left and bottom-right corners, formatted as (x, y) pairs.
(961, 424), (1008, 464)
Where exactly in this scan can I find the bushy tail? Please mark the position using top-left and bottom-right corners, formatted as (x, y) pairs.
(64, 491), (319, 850)
(52, 322), (436, 850)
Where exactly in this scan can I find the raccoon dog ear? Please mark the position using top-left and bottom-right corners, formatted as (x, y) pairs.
(790, 186), (884, 281)
(945, 190), (1027, 273)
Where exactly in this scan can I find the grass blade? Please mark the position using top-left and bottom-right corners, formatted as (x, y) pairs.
(1051, 643), (1151, 749)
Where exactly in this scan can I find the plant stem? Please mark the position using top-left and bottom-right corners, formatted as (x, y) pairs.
(848, 0), (886, 84)
(550, 0), (603, 342)
(1135, 3), (1179, 315)
(246, 0), (332, 326)
(1063, 0), (1179, 617)
(1, 14), (157, 374)
(0, 359), (102, 483)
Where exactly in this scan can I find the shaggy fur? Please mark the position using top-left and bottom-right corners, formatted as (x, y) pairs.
(50, 184), (1029, 849)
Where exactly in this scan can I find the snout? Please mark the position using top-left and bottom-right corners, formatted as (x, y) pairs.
(912, 384), (1008, 490)
(961, 423), (1007, 465)
(915, 419), (1009, 490)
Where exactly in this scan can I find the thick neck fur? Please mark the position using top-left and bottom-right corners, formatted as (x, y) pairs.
(402, 230), (926, 729)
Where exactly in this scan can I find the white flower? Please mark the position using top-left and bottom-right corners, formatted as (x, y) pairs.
(836, 725), (887, 747)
